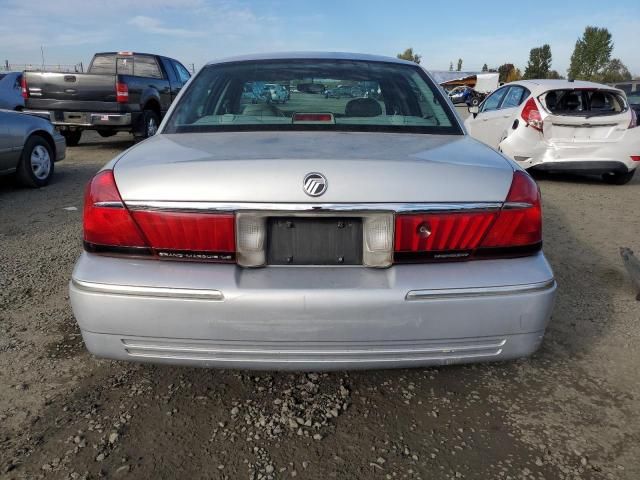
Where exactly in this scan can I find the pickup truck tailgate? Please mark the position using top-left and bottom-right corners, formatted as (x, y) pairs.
(24, 72), (120, 112)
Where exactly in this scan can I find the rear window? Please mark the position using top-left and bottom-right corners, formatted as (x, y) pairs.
(89, 54), (163, 79)
(164, 59), (460, 135)
(541, 89), (627, 116)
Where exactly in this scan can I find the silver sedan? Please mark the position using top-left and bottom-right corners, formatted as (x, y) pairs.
(70, 52), (556, 371)
(0, 109), (66, 187)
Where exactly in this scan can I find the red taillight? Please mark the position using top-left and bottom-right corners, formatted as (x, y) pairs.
(394, 171), (542, 262)
(116, 82), (129, 103)
(132, 211), (235, 254)
(83, 171), (148, 249)
(631, 156), (640, 162)
(395, 212), (497, 259)
(521, 97), (543, 131)
(83, 170), (236, 261)
(21, 75), (28, 99)
(479, 171), (541, 249)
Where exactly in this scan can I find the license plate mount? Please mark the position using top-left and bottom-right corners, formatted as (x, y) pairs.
(267, 217), (363, 265)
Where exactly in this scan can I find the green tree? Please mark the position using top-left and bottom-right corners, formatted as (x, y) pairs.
(568, 26), (613, 80)
(457, 58), (463, 71)
(498, 63), (516, 83)
(396, 48), (421, 64)
(481, 63), (488, 72)
(547, 70), (564, 80)
(523, 44), (552, 79)
(598, 58), (632, 83)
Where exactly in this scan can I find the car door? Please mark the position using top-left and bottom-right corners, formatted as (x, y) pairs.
(465, 86), (509, 146)
(0, 111), (21, 171)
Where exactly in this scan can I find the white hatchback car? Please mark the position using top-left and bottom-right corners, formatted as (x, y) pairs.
(465, 80), (640, 184)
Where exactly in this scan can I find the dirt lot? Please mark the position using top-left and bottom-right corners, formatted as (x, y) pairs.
(1, 131), (639, 480)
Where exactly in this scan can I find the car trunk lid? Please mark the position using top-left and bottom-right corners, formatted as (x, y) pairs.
(113, 132), (515, 204)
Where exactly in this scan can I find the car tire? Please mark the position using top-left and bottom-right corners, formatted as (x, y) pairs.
(136, 109), (160, 140)
(16, 135), (54, 188)
(62, 130), (82, 146)
(602, 170), (636, 185)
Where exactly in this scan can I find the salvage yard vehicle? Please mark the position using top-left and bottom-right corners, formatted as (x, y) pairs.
(0, 109), (66, 187)
(22, 51), (191, 146)
(0, 72), (24, 110)
(465, 80), (640, 185)
(70, 52), (556, 371)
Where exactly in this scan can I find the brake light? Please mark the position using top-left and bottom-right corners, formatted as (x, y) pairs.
(132, 211), (235, 258)
(479, 171), (541, 250)
(21, 75), (28, 99)
(631, 156), (640, 162)
(83, 171), (148, 250)
(521, 98), (543, 131)
(394, 171), (542, 262)
(83, 170), (236, 261)
(116, 82), (129, 103)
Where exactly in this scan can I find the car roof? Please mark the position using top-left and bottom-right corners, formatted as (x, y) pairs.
(206, 51), (417, 66)
(509, 79), (621, 92)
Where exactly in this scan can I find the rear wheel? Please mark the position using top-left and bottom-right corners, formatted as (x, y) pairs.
(16, 135), (54, 188)
(135, 109), (160, 140)
(62, 130), (82, 146)
(602, 170), (636, 185)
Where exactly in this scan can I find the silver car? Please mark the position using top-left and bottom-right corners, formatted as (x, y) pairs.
(70, 52), (556, 371)
(0, 109), (66, 187)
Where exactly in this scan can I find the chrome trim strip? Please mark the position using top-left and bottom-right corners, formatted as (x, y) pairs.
(405, 279), (556, 301)
(125, 201), (503, 214)
(71, 278), (224, 301)
(122, 338), (507, 356)
(503, 201), (533, 209)
(94, 201), (125, 208)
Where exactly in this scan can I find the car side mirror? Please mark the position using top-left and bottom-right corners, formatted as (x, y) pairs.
(468, 106), (479, 118)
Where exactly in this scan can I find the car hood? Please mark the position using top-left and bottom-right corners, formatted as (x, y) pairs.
(113, 131), (515, 203)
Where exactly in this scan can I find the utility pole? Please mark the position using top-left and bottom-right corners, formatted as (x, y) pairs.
(41, 46), (45, 69)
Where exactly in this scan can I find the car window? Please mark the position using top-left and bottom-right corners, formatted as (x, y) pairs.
(14, 74), (22, 89)
(90, 54), (117, 74)
(501, 86), (528, 109)
(173, 62), (191, 84)
(0, 74), (6, 81)
(134, 55), (163, 79)
(165, 59), (461, 135)
(481, 87), (508, 112)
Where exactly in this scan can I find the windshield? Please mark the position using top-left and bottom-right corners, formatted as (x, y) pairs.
(164, 59), (460, 134)
(627, 91), (640, 105)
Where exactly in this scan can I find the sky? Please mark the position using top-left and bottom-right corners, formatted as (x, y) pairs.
(1, 0), (638, 75)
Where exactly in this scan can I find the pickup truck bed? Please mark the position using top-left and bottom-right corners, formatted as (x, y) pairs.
(23, 52), (191, 145)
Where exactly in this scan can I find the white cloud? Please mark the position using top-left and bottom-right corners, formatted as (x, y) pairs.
(128, 16), (205, 38)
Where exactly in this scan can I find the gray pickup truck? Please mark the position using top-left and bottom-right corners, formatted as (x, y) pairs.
(22, 52), (191, 145)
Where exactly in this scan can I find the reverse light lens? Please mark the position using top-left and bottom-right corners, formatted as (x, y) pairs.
(21, 75), (28, 99)
(236, 214), (266, 267)
(363, 215), (394, 267)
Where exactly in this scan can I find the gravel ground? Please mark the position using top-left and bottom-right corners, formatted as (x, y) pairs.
(1, 130), (639, 480)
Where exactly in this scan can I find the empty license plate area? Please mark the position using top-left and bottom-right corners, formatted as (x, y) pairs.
(267, 217), (363, 265)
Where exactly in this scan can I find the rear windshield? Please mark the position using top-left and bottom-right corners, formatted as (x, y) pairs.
(540, 89), (627, 116)
(164, 60), (460, 135)
(89, 54), (163, 79)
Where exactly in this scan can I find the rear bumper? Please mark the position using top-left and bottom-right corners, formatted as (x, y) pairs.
(500, 126), (640, 173)
(69, 252), (556, 370)
(53, 132), (66, 161)
(23, 110), (132, 129)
